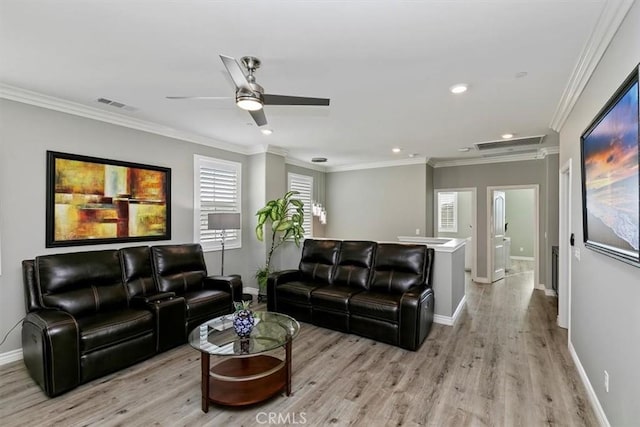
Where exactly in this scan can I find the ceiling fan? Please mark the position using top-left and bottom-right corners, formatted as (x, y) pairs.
(167, 55), (330, 127)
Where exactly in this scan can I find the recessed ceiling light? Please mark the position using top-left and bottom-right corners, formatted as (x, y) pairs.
(457, 147), (471, 152)
(502, 133), (514, 139)
(311, 157), (327, 163)
(392, 148), (401, 153)
(449, 84), (468, 94)
(260, 128), (273, 135)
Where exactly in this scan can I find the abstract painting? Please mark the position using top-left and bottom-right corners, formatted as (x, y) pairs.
(581, 66), (639, 267)
(46, 151), (171, 247)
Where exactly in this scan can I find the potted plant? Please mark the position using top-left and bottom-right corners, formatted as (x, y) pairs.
(255, 191), (306, 301)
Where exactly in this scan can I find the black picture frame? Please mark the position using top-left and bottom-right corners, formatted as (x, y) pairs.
(580, 64), (639, 267)
(46, 151), (171, 248)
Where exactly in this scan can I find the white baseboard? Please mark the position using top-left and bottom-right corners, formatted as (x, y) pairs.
(474, 276), (490, 284)
(534, 283), (546, 291)
(511, 256), (535, 261)
(433, 295), (466, 326)
(568, 340), (610, 427)
(544, 288), (557, 297)
(0, 348), (23, 366)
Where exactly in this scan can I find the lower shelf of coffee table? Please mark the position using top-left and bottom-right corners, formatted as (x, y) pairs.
(208, 355), (286, 406)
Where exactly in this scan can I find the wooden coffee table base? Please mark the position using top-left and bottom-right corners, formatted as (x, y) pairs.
(200, 340), (292, 412)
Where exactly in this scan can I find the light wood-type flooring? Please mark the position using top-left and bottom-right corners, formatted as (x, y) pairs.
(0, 271), (598, 426)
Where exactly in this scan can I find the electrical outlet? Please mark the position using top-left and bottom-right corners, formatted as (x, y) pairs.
(604, 370), (609, 392)
(415, 228), (420, 235)
(519, 247), (524, 252)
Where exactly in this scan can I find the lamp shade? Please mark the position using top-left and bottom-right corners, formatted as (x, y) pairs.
(208, 213), (241, 230)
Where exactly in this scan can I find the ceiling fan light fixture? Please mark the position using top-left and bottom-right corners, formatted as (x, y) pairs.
(260, 128), (273, 135)
(236, 97), (263, 111)
(236, 90), (264, 111)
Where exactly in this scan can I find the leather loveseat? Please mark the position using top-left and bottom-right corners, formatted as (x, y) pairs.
(21, 243), (241, 397)
(267, 239), (434, 351)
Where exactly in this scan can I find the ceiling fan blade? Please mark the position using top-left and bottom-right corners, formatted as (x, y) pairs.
(220, 55), (251, 91)
(249, 109), (267, 127)
(263, 94), (330, 106)
(166, 96), (231, 100)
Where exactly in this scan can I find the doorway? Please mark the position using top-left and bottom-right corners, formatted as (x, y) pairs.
(487, 185), (539, 286)
(434, 188), (477, 280)
(558, 160), (571, 331)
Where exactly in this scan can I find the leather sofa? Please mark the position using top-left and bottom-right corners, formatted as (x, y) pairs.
(21, 243), (241, 397)
(267, 239), (434, 351)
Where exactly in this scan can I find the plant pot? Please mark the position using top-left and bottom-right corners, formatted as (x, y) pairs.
(233, 309), (255, 338)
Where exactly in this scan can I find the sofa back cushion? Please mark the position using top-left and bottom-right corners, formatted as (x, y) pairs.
(36, 250), (126, 316)
(120, 246), (157, 299)
(370, 244), (427, 294)
(332, 241), (376, 290)
(151, 244), (207, 294)
(299, 239), (341, 284)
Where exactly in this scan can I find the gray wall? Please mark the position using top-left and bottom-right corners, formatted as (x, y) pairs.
(559, 2), (639, 424)
(0, 99), (258, 353)
(425, 164), (435, 236)
(505, 188), (535, 257)
(325, 164), (427, 241)
(433, 151), (559, 286)
(438, 190), (473, 239)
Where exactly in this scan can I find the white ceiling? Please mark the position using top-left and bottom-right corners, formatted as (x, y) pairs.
(0, 0), (624, 168)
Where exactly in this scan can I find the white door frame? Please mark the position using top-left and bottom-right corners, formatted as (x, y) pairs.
(486, 185), (540, 287)
(434, 187), (478, 281)
(558, 160), (572, 334)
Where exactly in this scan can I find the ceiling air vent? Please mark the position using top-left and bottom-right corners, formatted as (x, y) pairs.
(96, 97), (137, 112)
(474, 135), (545, 151)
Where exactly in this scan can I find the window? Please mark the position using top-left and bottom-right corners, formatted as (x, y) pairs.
(194, 155), (241, 251)
(437, 192), (458, 233)
(287, 173), (313, 237)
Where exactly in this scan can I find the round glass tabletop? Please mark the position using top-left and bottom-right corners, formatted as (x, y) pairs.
(188, 311), (300, 356)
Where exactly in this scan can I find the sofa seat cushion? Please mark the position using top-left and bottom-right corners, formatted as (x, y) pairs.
(78, 309), (154, 353)
(349, 291), (403, 322)
(184, 289), (230, 320)
(276, 281), (324, 304)
(311, 285), (363, 312)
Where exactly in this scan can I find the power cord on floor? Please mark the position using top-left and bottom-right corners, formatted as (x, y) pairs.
(0, 318), (24, 348)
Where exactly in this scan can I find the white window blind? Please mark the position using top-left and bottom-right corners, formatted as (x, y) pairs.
(287, 173), (313, 237)
(194, 155), (241, 251)
(438, 192), (458, 233)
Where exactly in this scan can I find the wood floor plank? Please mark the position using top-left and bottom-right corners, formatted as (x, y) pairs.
(0, 267), (600, 426)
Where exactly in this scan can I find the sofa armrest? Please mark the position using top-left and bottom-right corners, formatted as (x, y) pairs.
(131, 292), (176, 307)
(399, 285), (434, 351)
(267, 270), (301, 311)
(22, 310), (80, 397)
(203, 275), (243, 303)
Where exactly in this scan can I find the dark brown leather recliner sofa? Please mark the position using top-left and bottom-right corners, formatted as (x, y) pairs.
(21, 243), (241, 397)
(267, 239), (434, 351)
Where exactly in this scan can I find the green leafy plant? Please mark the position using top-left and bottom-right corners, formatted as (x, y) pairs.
(255, 191), (305, 294)
(234, 300), (251, 312)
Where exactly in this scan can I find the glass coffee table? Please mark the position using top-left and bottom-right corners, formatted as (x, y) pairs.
(188, 311), (300, 413)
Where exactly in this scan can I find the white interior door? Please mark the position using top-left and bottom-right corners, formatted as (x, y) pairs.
(491, 190), (506, 282)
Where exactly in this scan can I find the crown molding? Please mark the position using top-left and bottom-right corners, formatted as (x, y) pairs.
(540, 146), (560, 156)
(549, 0), (635, 132)
(327, 156), (428, 173)
(0, 83), (253, 155)
(285, 157), (328, 172)
(265, 144), (289, 157)
(431, 148), (557, 168)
